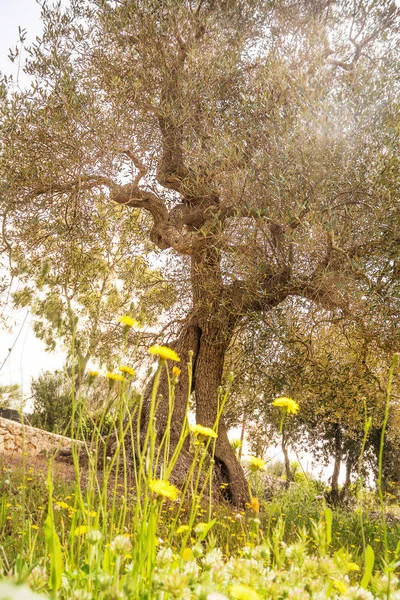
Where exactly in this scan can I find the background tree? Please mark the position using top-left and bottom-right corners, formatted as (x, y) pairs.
(1, 0), (399, 504)
(30, 370), (73, 434)
(0, 383), (21, 409)
(226, 301), (399, 501)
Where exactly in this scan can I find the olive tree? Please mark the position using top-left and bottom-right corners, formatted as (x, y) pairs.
(1, 0), (399, 504)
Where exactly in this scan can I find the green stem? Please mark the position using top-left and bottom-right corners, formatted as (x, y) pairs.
(377, 354), (399, 569)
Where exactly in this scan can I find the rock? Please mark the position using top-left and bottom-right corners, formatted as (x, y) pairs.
(0, 417), (83, 458)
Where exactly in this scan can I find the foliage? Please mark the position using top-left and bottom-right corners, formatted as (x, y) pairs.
(0, 384), (21, 410)
(1, 362), (400, 599)
(11, 202), (176, 373)
(226, 303), (399, 492)
(29, 370), (73, 434)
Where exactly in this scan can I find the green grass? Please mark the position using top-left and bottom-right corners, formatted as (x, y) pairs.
(1, 353), (400, 599)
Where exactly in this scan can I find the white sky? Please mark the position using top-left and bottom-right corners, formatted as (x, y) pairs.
(0, 1), (65, 401)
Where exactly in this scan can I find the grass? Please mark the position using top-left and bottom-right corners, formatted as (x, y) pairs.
(0, 351), (399, 599)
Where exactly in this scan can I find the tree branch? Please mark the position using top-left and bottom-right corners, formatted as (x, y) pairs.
(34, 175), (117, 196)
(34, 174), (202, 255)
(122, 150), (147, 185)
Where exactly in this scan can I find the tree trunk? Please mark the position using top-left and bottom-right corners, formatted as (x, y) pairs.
(339, 452), (353, 502)
(138, 247), (250, 507)
(194, 325), (249, 506)
(282, 430), (293, 484)
(330, 425), (342, 505)
(141, 310), (201, 443)
(140, 311), (249, 507)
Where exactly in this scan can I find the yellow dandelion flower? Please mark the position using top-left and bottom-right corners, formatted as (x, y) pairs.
(181, 547), (194, 561)
(119, 365), (135, 376)
(230, 584), (261, 600)
(250, 496), (260, 514)
(148, 345), (180, 362)
(172, 366), (181, 377)
(149, 479), (180, 501)
(119, 315), (140, 328)
(55, 501), (69, 509)
(31, 524), (39, 530)
(190, 424), (218, 439)
(88, 370), (99, 377)
(176, 525), (190, 534)
(248, 456), (266, 471)
(272, 396), (299, 414)
(74, 525), (88, 536)
(106, 372), (125, 382)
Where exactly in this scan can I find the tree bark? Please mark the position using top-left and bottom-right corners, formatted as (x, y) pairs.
(282, 430), (294, 484)
(194, 324), (249, 506)
(138, 246), (250, 507)
(141, 310), (201, 443)
(330, 425), (342, 505)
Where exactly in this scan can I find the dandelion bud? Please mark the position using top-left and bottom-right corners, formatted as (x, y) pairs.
(87, 529), (102, 545)
(96, 572), (112, 591)
(226, 371), (235, 383)
(172, 366), (181, 378)
(110, 534), (132, 556)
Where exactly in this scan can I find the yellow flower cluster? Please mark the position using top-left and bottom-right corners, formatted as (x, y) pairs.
(230, 584), (261, 600)
(119, 315), (140, 328)
(119, 365), (135, 376)
(250, 496), (260, 514)
(106, 372), (125, 382)
(248, 456), (266, 471)
(176, 524), (190, 534)
(74, 525), (88, 537)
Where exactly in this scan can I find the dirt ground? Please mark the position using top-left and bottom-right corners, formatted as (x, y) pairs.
(0, 452), (82, 485)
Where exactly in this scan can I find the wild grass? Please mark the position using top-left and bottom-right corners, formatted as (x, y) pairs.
(0, 351), (399, 599)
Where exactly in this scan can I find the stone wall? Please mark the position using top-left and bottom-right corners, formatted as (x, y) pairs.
(0, 417), (79, 456)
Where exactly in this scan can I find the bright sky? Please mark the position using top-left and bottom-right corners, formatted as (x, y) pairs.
(0, 1), (65, 402)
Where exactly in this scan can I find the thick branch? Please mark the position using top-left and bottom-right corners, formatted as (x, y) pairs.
(34, 175), (117, 196)
(111, 182), (204, 254)
(325, 7), (399, 71)
(110, 182), (168, 223)
(34, 174), (203, 255)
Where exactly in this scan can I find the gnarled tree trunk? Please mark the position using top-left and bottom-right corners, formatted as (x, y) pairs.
(194, 317), (249, 506)
(139, 248), (250, 507)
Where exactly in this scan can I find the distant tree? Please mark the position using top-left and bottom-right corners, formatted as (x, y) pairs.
(1, 0), (399, 504)
(226, 302), (398, 500)
(30, 370), (73, 434)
